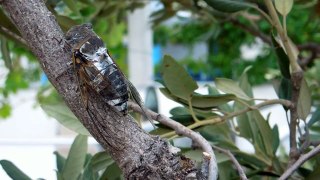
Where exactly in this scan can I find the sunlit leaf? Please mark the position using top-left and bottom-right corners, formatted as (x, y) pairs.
(204, 0), (252, 13)
(5, 71), (29, 93)
(215, 78), (251, 101)
(160, 55), (198, 100)
(0, 103), (11, 118)
(297, 78), (311, 120)
(275, 0), (293, 16)
(0, 160), (31, 180)
(62, 135), (88, 180)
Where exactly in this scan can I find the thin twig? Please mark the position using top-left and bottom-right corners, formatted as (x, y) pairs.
(279, 145), (320, 180)
(161, 99), (292, 139)
(263, 0), (304, 166)
(212, 145), (248, 180)
(128, 102), (218, 180)
(0, 25), (27, 46)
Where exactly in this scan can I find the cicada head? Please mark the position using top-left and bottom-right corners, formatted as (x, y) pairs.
(65, 23), (95, 47)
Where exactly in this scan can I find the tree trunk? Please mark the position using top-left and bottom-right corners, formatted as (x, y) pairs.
(0, 0), (201, 179)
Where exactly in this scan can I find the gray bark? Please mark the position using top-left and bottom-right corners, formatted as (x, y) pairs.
(1, 0), (199, 179)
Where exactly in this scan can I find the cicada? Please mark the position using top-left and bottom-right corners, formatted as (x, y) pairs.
(65, 23), (145, 116)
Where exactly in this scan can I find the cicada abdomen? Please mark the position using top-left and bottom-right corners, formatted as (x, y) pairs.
(66, 24), (129, 115)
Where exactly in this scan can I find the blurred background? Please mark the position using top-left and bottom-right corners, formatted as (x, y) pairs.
(0, 0), (319, 179)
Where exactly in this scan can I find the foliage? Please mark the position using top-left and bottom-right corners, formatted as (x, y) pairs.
(1, 0), (320, 179)
(0, 135), (123, 180)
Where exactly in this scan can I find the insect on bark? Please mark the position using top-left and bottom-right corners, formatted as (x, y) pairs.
(65, 23), (150, 121)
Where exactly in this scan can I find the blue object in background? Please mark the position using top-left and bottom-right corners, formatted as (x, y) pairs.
(152, 44), (162, 65)
(40, 73), (48, 86)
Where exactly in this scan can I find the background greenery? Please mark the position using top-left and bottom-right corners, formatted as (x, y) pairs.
(0, 0), (320, 179)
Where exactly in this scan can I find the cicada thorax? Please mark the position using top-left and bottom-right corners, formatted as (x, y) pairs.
(72, 35), (130, 115)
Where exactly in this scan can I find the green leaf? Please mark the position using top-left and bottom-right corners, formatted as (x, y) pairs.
(277, 78), (292, 111)
(55, 171), (64, 180)
(90, 152), (114, 172)
(234, 103), (253, 139)
(0, 103), (11, 118)
(207, 85), (233, 113)
(308, 107), (320, 127)
(40, 104), (90, 136)
(183, 149), (204, 162)
(62, 135), (88, 180)
(170, 107), (190, 116)
(275, 0), (293, 16)
(233, 151), (269, 168)
(252, 110), (274, 159)
(200, 124), (237, 148)
(238, 66), (254, 103)
(100, 162), (122, 180)
(271, 125), (280, 154)
(234, 68), (255, 139)
(56, 15), (78, 32)
(272, 35), (291, 79)
(0, 160), (32, 180)
(54, 151), (66, 172)
(160, 88), (236, 110)
(204, 0), (252, 13)
(160, 55), (198, 100)
(191, 93), (237, 108)
(5, 71), (29, 93)
(215, 78), (251, 101)
(149, 127), (172, 135)
(63, 0), (80, 15)
(297, 78), (311, 120)
(0, 36), (12, 70)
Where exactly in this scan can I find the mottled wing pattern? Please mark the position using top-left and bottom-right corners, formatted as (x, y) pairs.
(66, 23), (153, 126)
(75, 35), (129, 114)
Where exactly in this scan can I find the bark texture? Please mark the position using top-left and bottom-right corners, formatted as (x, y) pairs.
(1, 0), (200, 179)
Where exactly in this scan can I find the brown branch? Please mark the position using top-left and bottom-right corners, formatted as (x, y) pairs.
(128, 102), (218, 180)
(0, 25), (27, 46)
(212, 145), (247, 180)
(279, 145), (320, 180)
(1, 0), (209, 179)
(288, 72), (304, 165)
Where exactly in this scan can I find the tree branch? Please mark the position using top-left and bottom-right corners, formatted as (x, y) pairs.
(212, 145), (247, 180)
(1, 0), (210, 179)
(128, 102), (218, 180)
(279, 145), (320, 180)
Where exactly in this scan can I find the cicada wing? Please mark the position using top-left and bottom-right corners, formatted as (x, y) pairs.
(126, 79), (155, 128)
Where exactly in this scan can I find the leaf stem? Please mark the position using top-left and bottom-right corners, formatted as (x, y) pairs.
(188, 96), (200, 122)
(263, 0), (301, 73)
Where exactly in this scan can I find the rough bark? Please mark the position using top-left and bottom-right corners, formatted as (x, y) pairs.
(1, 0), (200, 179)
